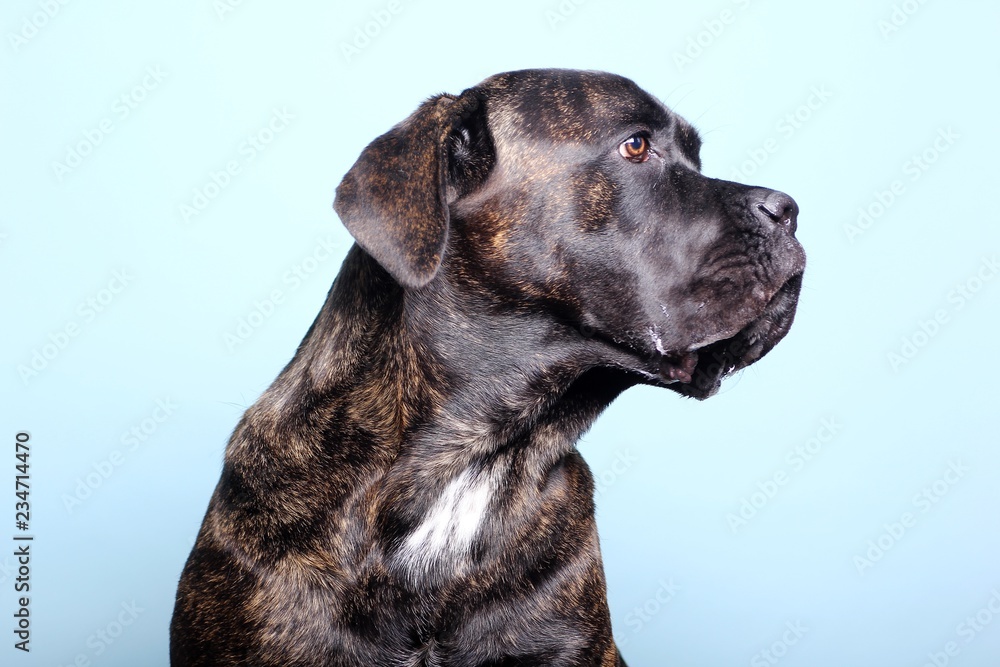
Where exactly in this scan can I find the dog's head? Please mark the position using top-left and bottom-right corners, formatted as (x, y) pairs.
(334, 69), (805, 399)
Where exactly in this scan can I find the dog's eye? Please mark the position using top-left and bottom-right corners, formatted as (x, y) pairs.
(619, 134), (650, 162)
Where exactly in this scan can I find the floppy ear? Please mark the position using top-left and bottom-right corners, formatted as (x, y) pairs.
(333, 90), (491, 289)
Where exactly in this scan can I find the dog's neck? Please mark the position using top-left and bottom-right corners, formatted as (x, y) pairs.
(259, 245), (631, 459)
(230, 246), (632, 569)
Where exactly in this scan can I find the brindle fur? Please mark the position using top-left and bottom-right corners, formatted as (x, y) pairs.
(171, 69), (805, 666)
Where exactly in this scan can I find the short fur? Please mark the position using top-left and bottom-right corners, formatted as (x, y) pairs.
(171, 69), (805, 666)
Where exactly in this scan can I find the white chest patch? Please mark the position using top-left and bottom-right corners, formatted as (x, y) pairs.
(398, 469), (494, 575)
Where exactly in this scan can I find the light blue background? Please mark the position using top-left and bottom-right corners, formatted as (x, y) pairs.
(3, 0), (999, 665)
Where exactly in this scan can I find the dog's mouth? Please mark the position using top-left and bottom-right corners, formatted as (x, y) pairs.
(652, 272), (803, 399)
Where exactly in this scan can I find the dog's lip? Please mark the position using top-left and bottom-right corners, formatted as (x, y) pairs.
(668, 271), (803, 398)
(681, 264), (805, 354)
(584, 270), (802, 391)
(657, 350), (700, 384)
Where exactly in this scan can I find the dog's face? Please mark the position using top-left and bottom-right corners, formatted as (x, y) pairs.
(335, 69), (805, 399)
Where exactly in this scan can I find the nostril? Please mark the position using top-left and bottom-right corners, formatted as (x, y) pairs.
(757, 202), (791, 224)
(757, 192), (798, 234)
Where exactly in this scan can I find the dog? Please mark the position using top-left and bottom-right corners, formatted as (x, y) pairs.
(170, 68), (805, 666)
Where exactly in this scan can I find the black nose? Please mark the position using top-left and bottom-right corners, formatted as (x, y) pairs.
(756, 191), (798, 234)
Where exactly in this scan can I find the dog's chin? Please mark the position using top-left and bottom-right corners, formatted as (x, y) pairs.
(651, 273), (803, 400)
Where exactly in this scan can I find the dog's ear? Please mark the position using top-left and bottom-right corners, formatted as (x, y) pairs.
(334, 90), (492, 289)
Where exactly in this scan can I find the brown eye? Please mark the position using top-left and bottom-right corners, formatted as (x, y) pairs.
(619, 134), (650, 162)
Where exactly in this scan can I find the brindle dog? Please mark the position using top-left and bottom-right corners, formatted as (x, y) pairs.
(170, 69), (805, 666)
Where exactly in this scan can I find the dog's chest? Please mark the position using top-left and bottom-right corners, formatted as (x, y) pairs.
(396, 467), (497, 575)
(387, 433), (577, 581)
